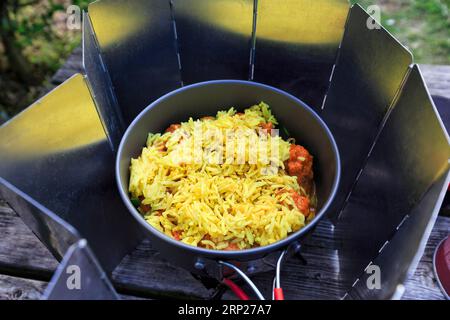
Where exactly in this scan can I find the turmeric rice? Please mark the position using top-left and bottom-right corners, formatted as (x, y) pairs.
(128, 102), (315, 250)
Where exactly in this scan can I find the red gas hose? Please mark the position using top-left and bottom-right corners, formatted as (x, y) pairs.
(273, 287), (284, 300)
(223, 278), (250, 300)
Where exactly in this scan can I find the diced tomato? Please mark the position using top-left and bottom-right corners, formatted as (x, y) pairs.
(259, 122), (274, 134)
(165, 124), (181, 133)
(287, 160), (303, 175)
(287, 144), (314, 192)
(172, 230), (181, 241)
(202, 234), (212, 241)
(236, 112), (245, 117)
(290, 191), (310, 216)
(139, 203), (151, 213)
(201, 116), (215, 121)
(224, 243), (239, 251)
(289, 144), (310, 161)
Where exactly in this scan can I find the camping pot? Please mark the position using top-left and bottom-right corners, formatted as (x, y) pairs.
(116, 80), (341, 275)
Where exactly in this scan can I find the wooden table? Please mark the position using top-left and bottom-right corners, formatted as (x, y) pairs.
(0, 48), (449, 300)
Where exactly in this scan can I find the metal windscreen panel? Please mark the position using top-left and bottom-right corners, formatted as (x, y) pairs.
(45, 240), (120, 300)
(322, 4), (413, 217)
(172, 0), (254, 83)
(88, 0), (181, 124)
(348, 169), (450, 300)
(253, 0), (349, 110)
(0, 74), (144, 273)
(0, 178), (80, 260)
(335, 65), (450, 296)
(83, 11), (124, 150)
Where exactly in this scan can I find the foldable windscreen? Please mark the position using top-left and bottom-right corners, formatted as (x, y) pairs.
(0, 74), (143, 274)
(44, 239), (120, 299)
(172, 0), (254, 84)
(253, 0), (349, 110)
(88, 0), (181, 124)
(322, 5), (413, 220)
(86, 0), (349, 120)
(336, 65), (450, 298)
(0, 0), (449, 300)
(83, 11), (124, 149)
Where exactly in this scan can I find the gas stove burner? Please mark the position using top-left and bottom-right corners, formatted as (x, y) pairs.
(0, 0), (449, 300)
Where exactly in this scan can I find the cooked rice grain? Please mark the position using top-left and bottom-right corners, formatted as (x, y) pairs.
(129, 102), (312, 249)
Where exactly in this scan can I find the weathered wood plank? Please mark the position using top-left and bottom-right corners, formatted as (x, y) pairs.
(0, 274), (47, 300)
(0, 201), (58, 280)
(0, 274), (146, 300)
(0, 200), (212, 299)
(112, 241), (213, 299)
(402, 216), (449, 300)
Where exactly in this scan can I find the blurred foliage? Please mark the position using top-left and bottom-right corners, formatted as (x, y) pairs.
(352, 0), (450, 64)
(13, 0), (91, 72)
(0, 0), (92, 122)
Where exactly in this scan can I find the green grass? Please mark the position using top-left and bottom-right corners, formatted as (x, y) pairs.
(351, 0), (450, 64)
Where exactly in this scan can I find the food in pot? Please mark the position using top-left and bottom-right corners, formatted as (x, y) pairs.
(128, 102), (316, 250)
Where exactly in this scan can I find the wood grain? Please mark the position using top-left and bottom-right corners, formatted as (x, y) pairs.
(0, 275), (47, 300)
(0, 274), (146, 300)
(402, 216), (449, 300)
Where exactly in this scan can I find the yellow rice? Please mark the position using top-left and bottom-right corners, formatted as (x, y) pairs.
(129, 102), (311, 250)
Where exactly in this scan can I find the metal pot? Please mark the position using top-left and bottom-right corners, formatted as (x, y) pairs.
(116, 80), (341, 274)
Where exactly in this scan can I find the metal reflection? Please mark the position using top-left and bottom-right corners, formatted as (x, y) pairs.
(0, 74), (144, 273)
(322, 4), (413, 219)
(256, 0), (348, 45)
(83, 11), (124, 150)
(172, 0), (254, 83)
(0, 74), (104, 157)
(253, 0), (349, 109)
(89, 0), (181, 124)
(336, 65), (450, 297)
